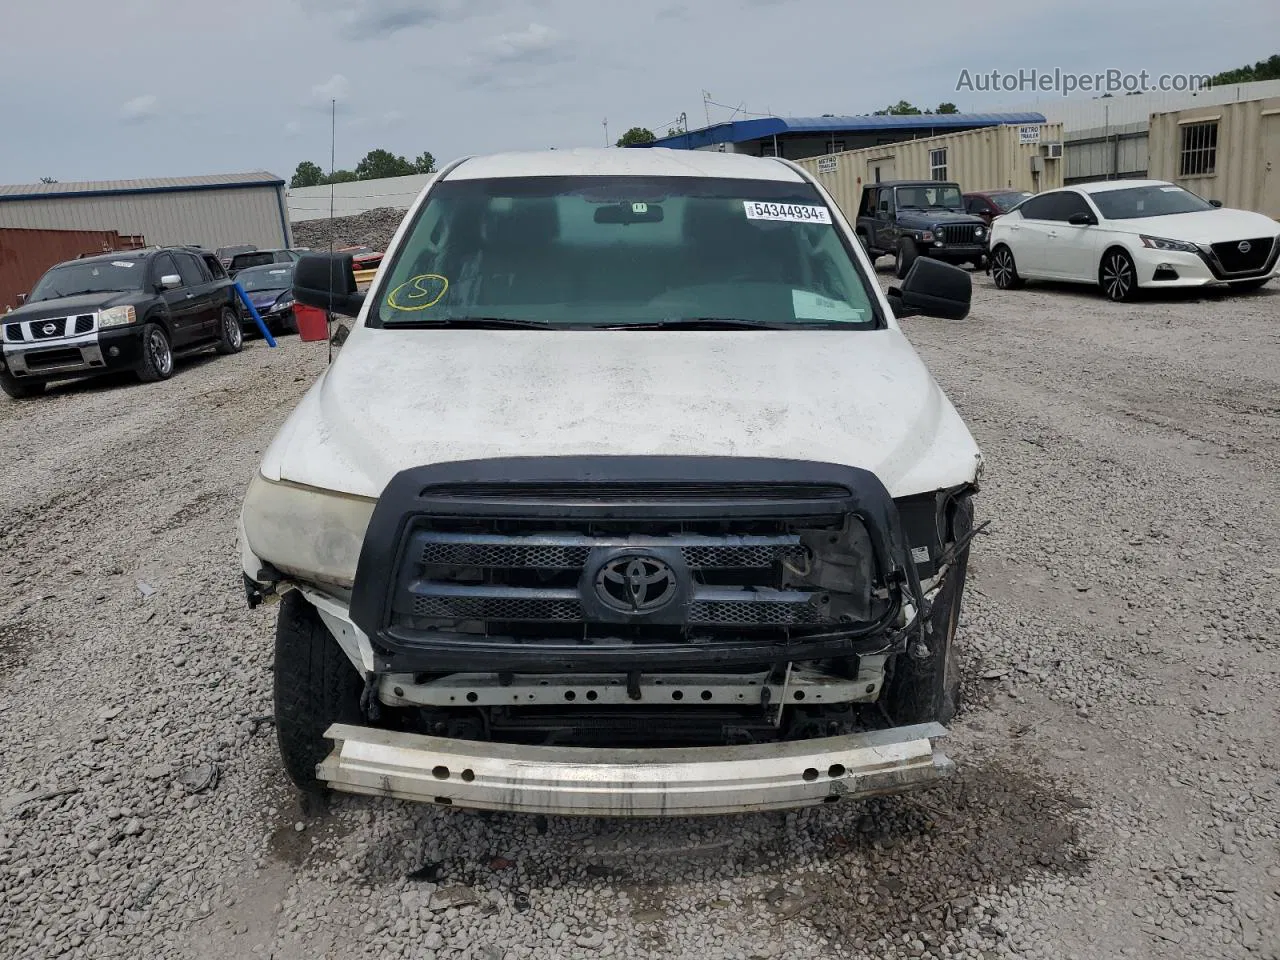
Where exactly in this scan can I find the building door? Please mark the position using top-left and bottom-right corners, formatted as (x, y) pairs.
(1260, 112), (1280, 219)
(866, 157), (896, 183)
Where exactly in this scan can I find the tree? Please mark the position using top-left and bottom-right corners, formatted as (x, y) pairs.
(39, 176), (58, 184)
(355, 148), (416, 180)
(290, 161), (325, 188)
(412, 151), (436, 174)
(325, 169), (359, 184)
(873, 100), (923, 116)
(615, 126), (656, 147)
(935, 102), (959, 114)
(1211, 54), (1280, 85)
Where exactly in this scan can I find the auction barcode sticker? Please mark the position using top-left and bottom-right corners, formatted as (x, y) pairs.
(743, 201), (832, 224)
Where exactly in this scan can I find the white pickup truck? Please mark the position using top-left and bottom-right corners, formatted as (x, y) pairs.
(238, 147), (983, 817)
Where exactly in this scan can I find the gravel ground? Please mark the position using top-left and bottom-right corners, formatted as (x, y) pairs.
(1, 272), (1277, 960)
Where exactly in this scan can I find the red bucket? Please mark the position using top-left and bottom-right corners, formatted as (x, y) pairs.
(293, 304), (330, 342)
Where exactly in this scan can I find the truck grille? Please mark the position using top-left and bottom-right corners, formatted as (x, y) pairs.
(30, 318), (68, 340)
(3, 323), (22, 342)
(940, 223), (980, 245)
(1209, 237), (1274, 274)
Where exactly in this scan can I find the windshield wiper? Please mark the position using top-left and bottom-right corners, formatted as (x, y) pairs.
(386, 317), (557, 329)
(597, 318), (805, 331)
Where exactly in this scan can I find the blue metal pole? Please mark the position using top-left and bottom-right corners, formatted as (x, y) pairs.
(233, 282), (278, 348)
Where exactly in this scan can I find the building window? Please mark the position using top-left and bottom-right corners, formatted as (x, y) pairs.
(930, 148), (948, 181)
(1179, 121), (1218, 176)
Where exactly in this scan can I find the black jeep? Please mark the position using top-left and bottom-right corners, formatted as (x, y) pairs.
(0, 247), (244, 399)
(855, 181), (988, 279)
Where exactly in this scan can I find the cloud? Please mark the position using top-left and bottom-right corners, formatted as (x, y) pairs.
(119, 94), (158, 123)
(311, 73), (351, 103)
(484, 23), (561, 66)
(299, 0), (483, 39)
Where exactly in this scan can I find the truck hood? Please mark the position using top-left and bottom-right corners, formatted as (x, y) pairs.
(261, 327), (982, 500)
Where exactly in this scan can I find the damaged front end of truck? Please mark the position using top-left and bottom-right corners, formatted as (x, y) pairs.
(244, 455), (979, 817)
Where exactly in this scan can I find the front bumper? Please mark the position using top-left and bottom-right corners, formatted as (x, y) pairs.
(318, 721), (954, 816)
(1, 326), (144, 379)
(1134, 242), (1280, 288)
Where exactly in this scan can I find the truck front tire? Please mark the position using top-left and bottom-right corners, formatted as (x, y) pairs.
(883, 496), (973, 725)
(274, 590), (365, 791)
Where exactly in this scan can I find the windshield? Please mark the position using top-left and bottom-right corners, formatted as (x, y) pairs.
(1091, 185), (1215, 220)
(372, 175), (880, 329)
(28, 259), (144, 301)
(236, 265), (294, 292)
(217, 245), (255, 260)
(231, 252), (283, 271)
(895, 184), (964, 211)
(992, 191), (1033, 212)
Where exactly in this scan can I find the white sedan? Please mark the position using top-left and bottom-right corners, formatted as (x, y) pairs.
(987, 179), (1279, 301)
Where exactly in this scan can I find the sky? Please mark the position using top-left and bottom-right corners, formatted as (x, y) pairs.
(1, 0), (1276, 186)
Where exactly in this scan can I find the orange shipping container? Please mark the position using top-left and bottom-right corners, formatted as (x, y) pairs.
(0, 227), (146, 312)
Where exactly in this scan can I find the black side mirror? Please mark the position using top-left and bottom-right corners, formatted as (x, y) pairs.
(887, 257), (972, 321)
(1067, 212), (1097, 226)
(1209, 199), (1223, 208)
(293, 253), (365, 317)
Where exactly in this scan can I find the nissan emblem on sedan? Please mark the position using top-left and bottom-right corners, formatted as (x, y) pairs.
(595, 554), (679, 613)
(1239, 240), (1252, 253)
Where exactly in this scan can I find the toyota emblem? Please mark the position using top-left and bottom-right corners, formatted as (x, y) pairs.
(594, 554), (679, 613)
(1238, 240), (1252, 254)
(42, 322), (57, 336)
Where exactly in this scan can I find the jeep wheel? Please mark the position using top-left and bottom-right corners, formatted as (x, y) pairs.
(136, 322), (174, 382)
(0, 371), (43, 400)
(895, 239), (918, 280)
(274, 591), (365, 792)
(883, 495), (974, 725)
(990, 245), (1024, 290)
(215, 306), (244, 355)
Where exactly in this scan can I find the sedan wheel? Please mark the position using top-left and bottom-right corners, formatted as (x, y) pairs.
(991, 246), (1023, 290)
(1100, 250), (1137, 302)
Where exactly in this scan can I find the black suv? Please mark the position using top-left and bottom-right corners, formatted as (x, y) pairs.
(0, 246), (244, 400)
(855, 181), (989, 279)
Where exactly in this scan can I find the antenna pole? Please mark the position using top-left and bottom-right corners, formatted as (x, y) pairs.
(603, 118), (609, 146)
(328, 97), (336, 362)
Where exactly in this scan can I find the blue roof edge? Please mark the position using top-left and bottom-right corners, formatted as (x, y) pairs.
(0, 178), (287, 204)
(637, 112), (1048, 149)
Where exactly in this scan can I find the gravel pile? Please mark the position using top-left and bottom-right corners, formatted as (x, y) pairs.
(291, 207), (406, 253)
(1, 274), (1277, 959)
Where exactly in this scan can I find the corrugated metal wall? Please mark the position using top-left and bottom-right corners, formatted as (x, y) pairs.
(0, 185), (290, 252)
(1063, 121), (1150, 184)
(1, 227), (146, 313)
(1148, 96), (1280, 217)
(797, 124), (1065, 220)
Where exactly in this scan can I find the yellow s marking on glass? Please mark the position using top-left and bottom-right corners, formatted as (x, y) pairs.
(387, 274), (449, 311)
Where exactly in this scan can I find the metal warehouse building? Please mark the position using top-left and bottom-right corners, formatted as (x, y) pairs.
(0, 172), (292, 252)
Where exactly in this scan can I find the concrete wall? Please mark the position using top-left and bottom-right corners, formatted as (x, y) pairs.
(287, 173), (437, 222)
(796, 124), (1065, 221)
(1148, 96), (1280, 217)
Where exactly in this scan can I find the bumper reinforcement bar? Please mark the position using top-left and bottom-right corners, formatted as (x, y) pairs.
(318, 721), (953, 816)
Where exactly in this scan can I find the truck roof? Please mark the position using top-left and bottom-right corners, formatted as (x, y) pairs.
(445, 148), (806, 183)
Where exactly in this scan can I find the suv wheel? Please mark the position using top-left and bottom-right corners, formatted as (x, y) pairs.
(215, 306), (244, 355)
(274, 591), (365, 792)
(883, 496), (973, 725)
(136, 322), (174, 382)
(0, 371), (43, 400)
(895, 238), (918, 280)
